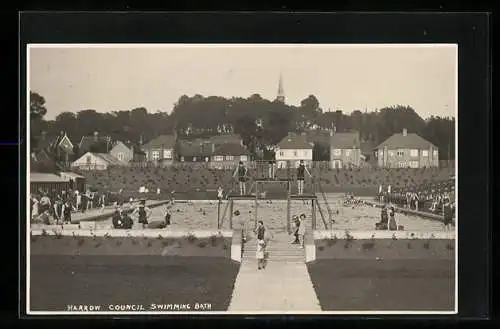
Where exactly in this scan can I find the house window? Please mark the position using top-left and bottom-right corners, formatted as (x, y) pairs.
(225, 155), (234, 161)
(422, 150), (429, 157)
(240, 155), (248, 162)
(86, 156), (92, 164)
(214, 156), (224, 161)
(345, 150), (351, 157)
(389, 151), (395, 157)
(180, 156), (184, 162)
(279, 151), (284, 157)
(293, 151), (298, 157)
(333, 149), (341, 156)
(398, 161), (406, 168)
(410, 149), (419, 157)
(410, 161), (419, 168)
(163, 150), (172, 159)
(152, 151), (160, 160)
(433, 150), (438, 156)
(117, 152), (124, 161)
(397, 150), (404, 157)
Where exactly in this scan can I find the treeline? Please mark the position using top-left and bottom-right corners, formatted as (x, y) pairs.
(30, 92), (455, 160)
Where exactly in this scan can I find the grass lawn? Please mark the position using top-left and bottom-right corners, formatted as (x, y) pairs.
(307, 259), (455, 311)
(30, 255), (239, 312)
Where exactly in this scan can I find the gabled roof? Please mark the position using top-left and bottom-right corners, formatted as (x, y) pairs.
(213, 143), (248, 156)
(93, 153), (128, 166)
(376, 133), (436, 149)
(277, 134), (314, 149)
(111, 140), (131, 151)
(55, 134), (74, 155)
(179, 140), (213, 157)
(142, 135), (176, 149)
(330, 132), (361, 149)
(79, 135), (112, 153)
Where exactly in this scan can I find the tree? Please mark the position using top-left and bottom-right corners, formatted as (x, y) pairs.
(30, 91), (47, 120)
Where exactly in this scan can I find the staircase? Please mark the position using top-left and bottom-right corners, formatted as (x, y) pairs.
(242, 233), (305, 263)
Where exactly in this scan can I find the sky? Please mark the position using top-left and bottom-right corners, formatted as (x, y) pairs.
(29, 44), (457, 120)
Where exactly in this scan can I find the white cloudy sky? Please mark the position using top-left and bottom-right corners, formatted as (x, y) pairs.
(29, 44), (457, 120)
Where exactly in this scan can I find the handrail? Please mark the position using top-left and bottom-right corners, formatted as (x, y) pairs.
(317, 180), (334, 223)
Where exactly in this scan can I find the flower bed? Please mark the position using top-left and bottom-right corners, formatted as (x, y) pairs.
(30, 233), (232, 258)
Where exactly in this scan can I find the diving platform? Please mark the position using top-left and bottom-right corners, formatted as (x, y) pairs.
(290, 194), (317, 200)
(218, 176), (330, 232)
(227, 194), (257, 200)
(226, 194), (317, 201)
(253, 178), (293, 183)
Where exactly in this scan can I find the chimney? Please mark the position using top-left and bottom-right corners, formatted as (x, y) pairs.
(403, 128), (407, 136)
(93, 131), (99, 141)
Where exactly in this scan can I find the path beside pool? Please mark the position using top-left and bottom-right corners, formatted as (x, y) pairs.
(228, 234), (321, 313)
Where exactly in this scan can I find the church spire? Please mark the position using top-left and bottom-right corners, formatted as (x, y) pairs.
(276, 72), (285, 103)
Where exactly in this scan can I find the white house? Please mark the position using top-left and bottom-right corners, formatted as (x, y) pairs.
(275, 133), (314, 168)
(375, 129), (439, 168)
(109, 141), (134, 163)
(71, 152), (128, 171)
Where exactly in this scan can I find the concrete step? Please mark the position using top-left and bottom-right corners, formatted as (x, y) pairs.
(242, 254), (305, 260)
(243, 253), (304, 258)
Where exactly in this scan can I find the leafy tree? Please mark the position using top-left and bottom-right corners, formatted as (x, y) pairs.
(31, 93), (456, 161)
(30, 91), (47, 120)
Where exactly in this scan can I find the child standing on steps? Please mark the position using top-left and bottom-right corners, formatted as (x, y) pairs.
(256, 239), (266, 270)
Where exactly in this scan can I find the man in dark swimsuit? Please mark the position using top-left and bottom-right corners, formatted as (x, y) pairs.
(376, 205), (389, 230)
(112, 208), (124, 229)
(255, 220), (265, 241)
(443, 198), (453, 231)
(296, 160), (312, 195)
(133, 199), (152, 228)
(268, 160), (276, 180)
(62, 200), (73, 224)
(233, 161), (248, 195)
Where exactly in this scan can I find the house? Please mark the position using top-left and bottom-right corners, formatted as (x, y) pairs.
(210, 143), (250, 169)
(329, 131), (362, 169)
(141, 135), (176, 164)
(59, 172), (86, 192)
(30, 172), (70, 200)
(375, 129), (439, 168)
(109, 141), (134, 163)
(34, 131), (75, 163)
(275, 133), (314, 168)
(71, 152), (128, 171)
(178, 140), (213, 163)
(79, 132), (112, 154)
